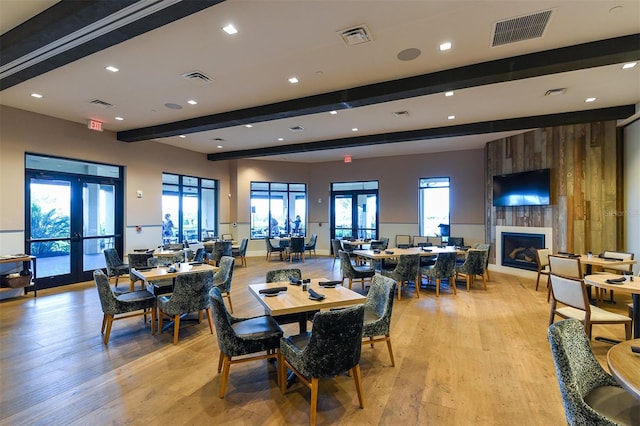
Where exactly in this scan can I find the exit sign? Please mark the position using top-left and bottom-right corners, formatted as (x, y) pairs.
(87, 119), (103, 132)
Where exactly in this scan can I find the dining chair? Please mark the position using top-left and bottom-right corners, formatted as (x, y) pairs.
(265, 236), (284, 261)
(265, 268), (318, 332)
(93, 270), (156, 344)
(362, 274), (397, 366)
(191, 247), (205, 263)
(412, 235), (429, 247)
(127, 252), (153, 269)
(331, 239), (342, 268)
(474, 242), (492, 281)
(286, 237), (305, 262)
(421, 251), (458, 297)
(535, 248), (551, 293)
(103, 248), (130, 287)
(157, 269), (215, 345)
(447, 237), (465, 247)
(214, 256), (235, 313)
(339, 250), (375, 291)
(395, 234), (412, 248)
(454, 249), (488, 291)
(548, 273), (631, 340)
(231, 238), (248, 267)
(209, 287), (283, 398)
(381, 254), (420, 300)
(548, 254), (583, 303)
(208, 240), (232, 266)
(278, 304), (365, 426)
(597, 250), (634, 302)
(304, 234), (317, 258)
(548, 319), (640, 425)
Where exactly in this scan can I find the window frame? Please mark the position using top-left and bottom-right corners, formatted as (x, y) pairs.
(250, 181), (307, 240)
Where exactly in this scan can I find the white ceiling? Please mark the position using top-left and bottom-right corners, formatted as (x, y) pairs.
(1, 0), (639, 163)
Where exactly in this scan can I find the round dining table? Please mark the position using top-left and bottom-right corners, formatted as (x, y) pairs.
(584, 274), (640, 338)
(607, 338), (640, 400)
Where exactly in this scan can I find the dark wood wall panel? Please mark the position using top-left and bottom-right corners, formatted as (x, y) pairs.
(485, 121), (620, 262)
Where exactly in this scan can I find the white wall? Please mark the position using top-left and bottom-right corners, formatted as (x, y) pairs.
(624, 115), (640, 274)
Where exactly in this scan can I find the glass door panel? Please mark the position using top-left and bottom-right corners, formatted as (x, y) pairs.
(82, 182), (115, 274)
(356, 193), (377, 239)
(333, 195), (353, 239)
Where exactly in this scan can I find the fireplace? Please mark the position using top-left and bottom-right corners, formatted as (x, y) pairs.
(501, 232), (545, 271)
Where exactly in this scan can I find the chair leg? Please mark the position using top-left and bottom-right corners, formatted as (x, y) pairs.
(310, 377), (319, 426)
(397, 281), (402, 300)
(450, 276), (457, 295)
(385, 335), (395, 367)
(481, 274), (487, 290)
(352, 364), (364, 408)
(101, 314), (107, 334)
(225, 293), (234, 313)
(103, 315), (114, 344)
(466, 275), (471, 292)
(436, 278), (440, 297)
(150, 308), (156, 335)
(218, 352), (224, 373)
(278, 353), (287, 394)
(348, 277), (353, 289)
(219, 354), (231, 398)
(173, 315), (180, 345)
(535, 272), (541, 291)
(206, 307), (214, 334)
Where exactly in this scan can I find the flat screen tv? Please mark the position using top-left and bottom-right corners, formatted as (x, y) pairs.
(492, 169), (551, 207)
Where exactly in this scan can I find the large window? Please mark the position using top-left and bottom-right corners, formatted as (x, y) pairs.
(419, 177), (450, 239)
(250, 182), (307, 239)
(162, 173), (217, 243)
(330, 181), (378, 240)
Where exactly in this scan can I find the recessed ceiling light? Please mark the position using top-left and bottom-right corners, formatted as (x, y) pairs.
(222, 24), (237, 35)
(187, 99), (197, 105)
(445, 91), (454, 97)
(217, 145), (223, 149)
(622, 62), (637, 69)
(439, 42), (452, 51)
(329, 110), (337, 115)
(245, 124), (253, 128)
(179, 135), (186, 138)
(288, 77), (299, 84)
(115, 116), (124, 121)
(105, 65), (119, 72)
(277, 137), (284, 141)
(30, 93), (43, 98)
(351, 128), (358, 132)
(448, 115), (455, 120)
(585, 97), (597, 103)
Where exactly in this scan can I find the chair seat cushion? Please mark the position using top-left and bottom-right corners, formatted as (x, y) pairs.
(232, 316), (283, 338)
(117, 290), (154, 302)
(556, 306), (633, 323)
(284, 332), (311, 351)
(363, 308), (382, 325)
(584, 385), (640, 426)
(352, 267), (375, 278)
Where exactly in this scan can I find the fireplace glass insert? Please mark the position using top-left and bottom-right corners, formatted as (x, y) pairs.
(501, 232), (545, 271)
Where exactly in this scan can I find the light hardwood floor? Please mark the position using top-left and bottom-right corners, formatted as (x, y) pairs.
(0, 256), (632, 425)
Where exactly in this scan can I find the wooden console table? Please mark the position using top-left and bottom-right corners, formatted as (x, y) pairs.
(0, 255), (37, 297)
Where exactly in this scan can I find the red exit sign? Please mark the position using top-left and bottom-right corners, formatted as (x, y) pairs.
(87, 119), (103, 132)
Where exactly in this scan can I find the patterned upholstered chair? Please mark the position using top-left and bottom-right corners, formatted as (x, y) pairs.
(103, 248), (129, 287)
(548, 319), (640, 425)
(265, 268), (317, 332)
(213, 256), (235, 313)
(128, 252), (153, 269)
(339, 250), (375, 291)
(278, 305), (365, 426)
(331, 239), (342, 268)
(210, 287), (283, 398)
(190, 247), (205, 263)
(455, 249), (488, 291)
(265, 236), (284, 261)
(93, 270), (156, 344)
(362, 274), (397, 366)
(381, 254), (420, 300)
(157, 269), (214, 345)
(474, 242), (492, 281)
(163, 243), (185, 251)
(421, 251), (458, 297)
(286, 237), (305, 262)
(231, 238), (248, 267)
(535, 248), (551, 293)
(304, 234), (317, 258)
(208, 241), (232, 266)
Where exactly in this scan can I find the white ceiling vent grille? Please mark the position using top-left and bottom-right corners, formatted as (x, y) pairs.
(89, 99), (112, 109)
(338, 25), (372, 46)
(288, 126), (305, 132)
(492, 9), (553, 47)
(181, 71), (213, 85)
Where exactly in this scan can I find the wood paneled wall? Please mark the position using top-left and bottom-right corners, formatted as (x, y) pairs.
(485, 121), (621, 261)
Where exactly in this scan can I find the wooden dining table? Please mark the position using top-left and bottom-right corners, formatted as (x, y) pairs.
(584, 274), (640, 338)
(248, 279), (366, 332)
(607, 338), (640, 400)
(129, 263), (216, 293)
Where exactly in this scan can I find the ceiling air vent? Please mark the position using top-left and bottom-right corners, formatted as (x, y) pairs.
(181, 71), (213, 85)
(89, 99), (112, 109)
(288, 126), (305, 132)
(338, 25), (372, 46)
(491, 9), (553, 47)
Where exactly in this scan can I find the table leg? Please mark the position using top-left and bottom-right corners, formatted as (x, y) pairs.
(633, 293), (639, 339)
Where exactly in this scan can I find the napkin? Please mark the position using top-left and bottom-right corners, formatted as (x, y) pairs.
(259, 286), (288, 295)
(290, 277), (302, 285)
(385, 250), (394, 254)
(319, 280), (341, 287)
(605, 277), (626, 284)
(308, 288), (325, 300)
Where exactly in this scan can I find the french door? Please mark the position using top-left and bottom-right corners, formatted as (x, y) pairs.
(330, 182), (378, 241)
(26, 169), (123, 289)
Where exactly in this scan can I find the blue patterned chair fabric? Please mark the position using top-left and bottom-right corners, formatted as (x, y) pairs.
(381, 254), (420, 300)
(157, 269), (215, 345)
(93, 270), (156, 344)
(278, 304), (365, 425)
(286, 237), (305, 262)
(331, 239), (342, 268)
(363, 274), (397, 366)
(548, 319), (640, 426)
(231, 238), (248, 267)
(190, 247), (205, 263)
(265, 268), (317, 330)
(474, 242), (492, 280)
(163, 243), (185, 251)
(455, 249), (488, 291)
(265, 236), (284, 261)
(209, 287), (283, 398)
(208, 241), (232, 266)
(421, 251), (458, 297)
(304, 234), (317, 258)
(339, 250), (375, 291)
(214, 256), (235, 313)
(127, 252), (153, 269)
(103, 248), (130, 286)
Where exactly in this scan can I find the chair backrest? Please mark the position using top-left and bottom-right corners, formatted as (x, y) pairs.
(214, 256), (235, 292)
(306, 234), (317, 248)
(94, 269), (119, 315)
(331, 239), (342, 258)
(339, 250), (357, 277)
(396, 234), (412, 248)
(266, 268), (301, 283)
(221, 234), (233, 241)
(364, 275), (396, 334)
(412, 236), (428, 247)
(536, 248), (550, 269)
(392, 254), (420, 281)
(296, 304), (365, 378)
(474, 243), (491, 267)
(211, 240), (233, 263)
(547, 319), (620, 425)
(369, 240), (385, 250)
(238, 238), (248, 255)
(161, 269), (214, 316)
(289, 237), (305, 253)
(265, 236), (277, 251)
(128, 252), (153, 269)
(602, 250), (634, 273)
(432, 252), (458, 277)
(460, 249), (487, 275)
(103, 248), (124, 272)
(550, 273), (590, 312)
(549, 255), (582, 279)
(448, 237), (464, 247)
(192, 247), (205, 263)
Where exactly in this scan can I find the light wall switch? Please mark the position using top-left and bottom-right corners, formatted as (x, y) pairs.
(136, 190), (143, 198)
